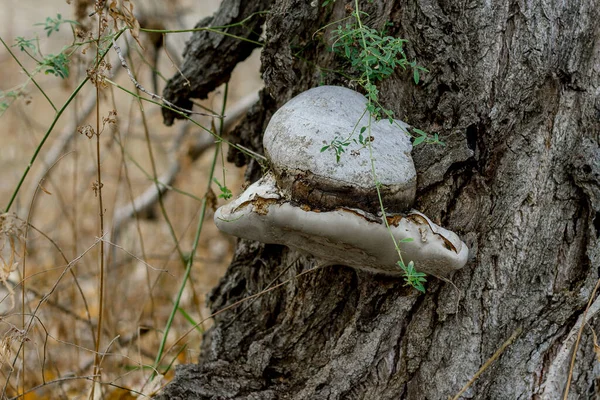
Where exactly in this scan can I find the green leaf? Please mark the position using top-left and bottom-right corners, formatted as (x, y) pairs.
(213, 178), (233, 200)
(320, 145), (330, 152)
(14, 37), (36, 53)
(41, 53), (69, 79)
(413, 135), (425, 146)
(413, 282), (426, 293)
(399, 238), (414, 243)
(413, 68), (420, 84)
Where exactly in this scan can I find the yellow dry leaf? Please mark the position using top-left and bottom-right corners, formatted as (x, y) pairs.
(22, 392), (43, 400)
(105, 387), (137, 400)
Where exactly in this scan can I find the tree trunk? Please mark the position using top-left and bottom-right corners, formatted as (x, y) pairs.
(157, 0), (600, 398)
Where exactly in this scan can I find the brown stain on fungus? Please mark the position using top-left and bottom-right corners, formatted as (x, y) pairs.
(252, 197), (279, 216)
(339, 208), (379, 223)
(233, 197), (280, 216)
(406, 213), (459, 254)
(386, 215), (403, 227)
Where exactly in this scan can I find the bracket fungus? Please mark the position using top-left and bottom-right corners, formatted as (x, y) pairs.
(263, 85), (416, 213)
(215, 86), (468, 276)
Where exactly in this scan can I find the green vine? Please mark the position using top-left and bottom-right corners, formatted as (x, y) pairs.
(320, 0), (443, 292)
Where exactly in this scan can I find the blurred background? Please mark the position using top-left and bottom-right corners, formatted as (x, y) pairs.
(0, 0), (262, 397)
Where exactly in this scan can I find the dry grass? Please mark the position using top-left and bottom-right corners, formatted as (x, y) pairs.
(0, 1), (262, 398)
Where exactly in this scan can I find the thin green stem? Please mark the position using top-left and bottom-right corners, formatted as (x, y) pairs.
(91, 13), (107, 400)
(354, 0), (416, 283)
(152, 83), (229, 378)
(3, 29), (126, 214)
(141, 26), (262, 46)
(139, 10), (269, 34)
(311, 15), (354, 40)
(0, 36), (56, 111)
(365, 117), (404, 264)
(105, 79), (267, 164)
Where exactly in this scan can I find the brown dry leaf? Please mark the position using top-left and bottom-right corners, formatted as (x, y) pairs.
(109, 0), (143, 49)
(22, 391), (44, 400)
(123, 0), (142, 48)
(0, 334), (13, 370)
(0, 213), (24, 310)
(0, 262), (17, 311)
(206, 188), (218, 212)
(105, 387), (137, 400)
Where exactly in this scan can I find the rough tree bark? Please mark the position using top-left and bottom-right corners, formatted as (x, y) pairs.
(157, 0), (600, 398)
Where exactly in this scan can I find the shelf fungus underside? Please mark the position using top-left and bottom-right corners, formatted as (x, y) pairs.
(215, 174), (469, 276)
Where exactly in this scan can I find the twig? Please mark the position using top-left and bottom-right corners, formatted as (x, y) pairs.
(91, 10), (107, 395)
(4, 278), (91, 326)
(109, 91), (259, 246)
(558, 279), (600, 399)
(156, 263), (328, 368)
(99, 238), (171, 274)
(1, 237), (102, 398)
(20, 150), (78, 395)
(452, 327), (522, 400)
(9, 375), (98, 400)
(22, 42), (131, 214)
(112, 38), (221, 118)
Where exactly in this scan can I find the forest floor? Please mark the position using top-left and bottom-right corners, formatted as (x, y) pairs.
(0, 0), (261, 398)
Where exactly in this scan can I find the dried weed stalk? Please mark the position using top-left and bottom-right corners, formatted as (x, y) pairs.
(0, 213), (25, 310)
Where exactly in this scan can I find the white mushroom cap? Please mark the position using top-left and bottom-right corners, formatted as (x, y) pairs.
(263, 85), (416, 213)
(215, 174), (468, 276)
